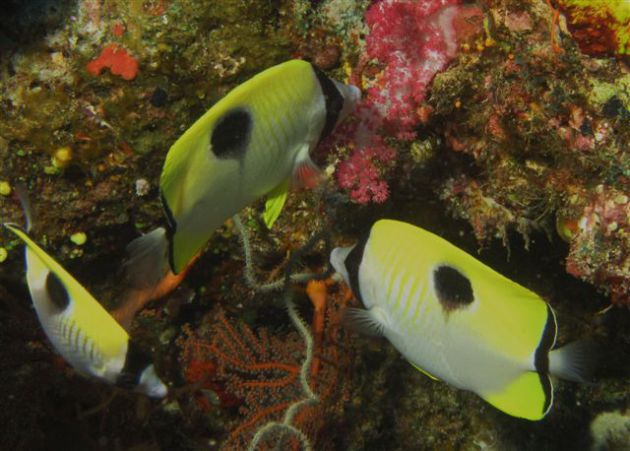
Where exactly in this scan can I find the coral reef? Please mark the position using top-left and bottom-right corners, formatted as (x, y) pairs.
(325, 0), (484, 204)
(86, 43), (140, 80)
(553, 0), (630, 62)
(0, 0), (629, 449)
(422, 0), (630, 305)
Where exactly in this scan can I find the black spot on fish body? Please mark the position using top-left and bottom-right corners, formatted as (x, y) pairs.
(116, 340), (152, 389)
(210, 108), (252, 159)
(46, 271), (70, 311)
(312, 65), (344, 141)
(433, 265), (474, 311)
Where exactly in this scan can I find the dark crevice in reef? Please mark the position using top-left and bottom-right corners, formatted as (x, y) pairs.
(0, 0), (76, 49)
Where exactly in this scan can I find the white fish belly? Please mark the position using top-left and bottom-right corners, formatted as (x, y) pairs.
(390, 307), (529, 395)
(28, 277), (110, 378)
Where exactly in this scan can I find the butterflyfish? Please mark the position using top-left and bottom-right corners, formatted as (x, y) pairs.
(4, 190), (168, 398)
(331, 219), (593, 420)
(126, 59), (360, 290)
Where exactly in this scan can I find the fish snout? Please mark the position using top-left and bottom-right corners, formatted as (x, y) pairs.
(334, 80), (362, 122)
(137, 364), (168, 398)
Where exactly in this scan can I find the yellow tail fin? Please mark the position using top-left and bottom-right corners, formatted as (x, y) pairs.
(482, 372), (553, 421)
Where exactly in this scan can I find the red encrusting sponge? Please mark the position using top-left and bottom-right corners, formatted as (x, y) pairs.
(86, 44), (139, 81)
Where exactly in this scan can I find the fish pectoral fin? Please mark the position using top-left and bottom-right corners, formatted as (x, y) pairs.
(409, 362), (440, 381)
(263, 179), (290, 229)
(342, 307), (386, 337)
(292, 144), (322, 189)
(481, 372), (553, 421)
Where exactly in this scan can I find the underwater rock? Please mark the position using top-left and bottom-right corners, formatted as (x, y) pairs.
(590, 410), (630, 451)
(554, 0), (630, 63)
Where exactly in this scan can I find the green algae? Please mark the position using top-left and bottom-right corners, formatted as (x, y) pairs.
(588, 73), (630, 109)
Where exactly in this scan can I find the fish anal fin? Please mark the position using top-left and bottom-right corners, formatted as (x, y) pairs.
(263, 179), (290, 229)
(292, 145), (322, 189)
(481, 372), (553, 421)
(410, 362), (440, 381)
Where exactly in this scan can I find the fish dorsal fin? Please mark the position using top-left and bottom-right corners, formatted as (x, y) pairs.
(342, 307), (388, 337)
(481, 372), (553, 420)
(4, 224), (63, 280)
(263, 179), (290, 229)
(409, 362), (440, 381)
(292, 144), (322, 189)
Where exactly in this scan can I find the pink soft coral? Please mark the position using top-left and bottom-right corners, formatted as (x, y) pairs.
(336, 139), (396, 204)
(331, 0), (479, 204)
(364, 0), (466, 139)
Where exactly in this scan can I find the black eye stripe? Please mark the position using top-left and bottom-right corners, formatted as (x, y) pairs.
(344, 232), (370, 308)
(433, 265), (474, 311)
(312, 65), (344, 140)
(210, 108), (252, 159)
(45, 271), (70, 311)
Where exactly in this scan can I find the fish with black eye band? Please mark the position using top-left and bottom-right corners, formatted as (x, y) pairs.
(331, 219), (595, 420)
(4, 189), (167, 398)
(125, 59), (361, 296)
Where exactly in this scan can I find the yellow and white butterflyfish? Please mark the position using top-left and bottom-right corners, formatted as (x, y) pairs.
(331, 219), (594, 421)
(4, 201), (167, 398)
(125, 59), (361, 290)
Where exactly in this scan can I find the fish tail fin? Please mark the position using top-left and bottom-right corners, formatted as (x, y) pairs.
(549, 339), (599, 383)
(124, 227), (170, 289)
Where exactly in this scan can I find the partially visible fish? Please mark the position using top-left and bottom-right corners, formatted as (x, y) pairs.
(4, 190), (167, 397)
